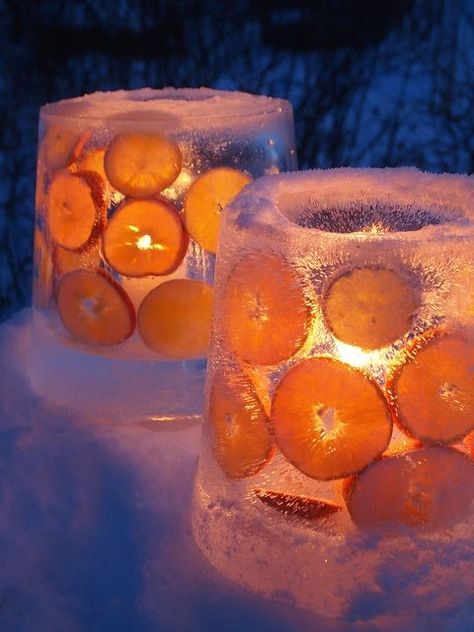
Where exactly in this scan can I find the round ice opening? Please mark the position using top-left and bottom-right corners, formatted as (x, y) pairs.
(127, 93), (215, 103)
(278, 195), (463, 234)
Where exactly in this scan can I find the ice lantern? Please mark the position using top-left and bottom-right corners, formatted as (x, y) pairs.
(28, 88), (296, 422)
(192, 168), (474, 618)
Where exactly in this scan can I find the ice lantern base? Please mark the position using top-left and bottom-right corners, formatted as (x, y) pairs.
(192, 168), (474, 618)
(28, 88), (296, 422)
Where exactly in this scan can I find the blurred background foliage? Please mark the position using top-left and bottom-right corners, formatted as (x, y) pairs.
(1, 0), (473, 321)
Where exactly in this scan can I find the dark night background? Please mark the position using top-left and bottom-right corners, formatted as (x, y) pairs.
(1, 0), (473, 322)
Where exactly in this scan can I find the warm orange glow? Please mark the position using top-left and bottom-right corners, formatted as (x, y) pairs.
(334, 339), (375, 368)
(184, 167), (251, 253)
(163, 168), (193, 201)
(137, 279), (213, 359)
(104, 132), (183, 197)
(102, 199), (187, 277)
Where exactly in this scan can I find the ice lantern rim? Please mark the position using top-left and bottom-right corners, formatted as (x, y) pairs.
(40, 87), (293, 129)
(227, 167), (474, 242)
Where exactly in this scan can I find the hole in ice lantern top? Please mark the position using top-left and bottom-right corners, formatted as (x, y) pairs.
(278, 198), (463, 233)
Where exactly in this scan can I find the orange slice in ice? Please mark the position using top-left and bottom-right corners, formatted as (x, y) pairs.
(323, 267), (419, 350)
(40, 126), (83, 171)
(72, 146), (108, 182)
(104, 132), (182, 197)
(137, 279), (213, 359)
(184, 167), (251, 253)
(345, 447), (474, 529)
(56, 269), (135, 345)
(54, 244), (101, 277)
(102, 198), (187, 277)
(33, 229), (53, 309)
(254, 489), (342, 521)
(221, 253), (311, 366)
(47, 170), (106, 251)
(389, 334), (474, 444)
(209, 369), (273, 479)
(272, 357), (392, 480)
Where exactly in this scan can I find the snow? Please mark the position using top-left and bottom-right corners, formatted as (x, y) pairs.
(1, 310), (473, 631)
(41, 88), (293, 131)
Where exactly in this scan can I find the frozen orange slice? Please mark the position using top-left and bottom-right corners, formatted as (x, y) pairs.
(184, 167), (251, 253)
(104, 132), (182, 197)
(221, 253), (311, 366)
(272, 357), (392, 480)
(47, 170), (106, 251)
(254, 489), (341, 521)
(54, 244), (101, 277)
(464, 430), (474, 456)
(345, 447), (474, 530)
(209, 370), (273, 479)
(33, 229), (53, 309)
(56, 269), (135, 345)
(72, 146), (108, 182)
(102, 198), (187, 277)
(323, 267), (419, 350)
(40, 126), (83, 171)
(389, 334), (474, 444)
(137, 279), (213, 359)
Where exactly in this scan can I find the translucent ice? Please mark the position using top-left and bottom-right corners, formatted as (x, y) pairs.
(30, 88), (296, 421)
(193, 167), (474, 618)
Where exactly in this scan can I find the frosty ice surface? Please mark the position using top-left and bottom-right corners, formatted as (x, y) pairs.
(192, 168), (474, 618)
(29, 88), (297, 421)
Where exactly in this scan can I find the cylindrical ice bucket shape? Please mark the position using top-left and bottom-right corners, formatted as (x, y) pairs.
(29, 88), (296, 421)
(193, 168), (474, 618)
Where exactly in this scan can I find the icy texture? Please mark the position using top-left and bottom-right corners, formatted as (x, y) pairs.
(2, 311), (473, 631)
(193, 167), (474, 618)
(31, 89), (296, 420)
(42, 87), (292, 129)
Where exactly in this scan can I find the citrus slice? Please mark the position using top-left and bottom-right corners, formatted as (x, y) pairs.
(47, 170), (106, 251)
(54, 244), (101, 277)
(254, 489), (342, 521)
(102, 198), (187, 277)
(345, 447), (474, 530)
(56, 269), (135, 345)
(389, 334), (474, 444)
(137, 279), (213, 359)
(272, 357), (392, 480)
(323, 267), (419, 350)
(33, 229), (53, 309)
(184, 167), (251, 253)
(104, 132), (182, 197)
(40, 126), (83, 171)
(221, 253), (311, 366)
(209, 370), (273, 479)
(72, 146), (107, 182)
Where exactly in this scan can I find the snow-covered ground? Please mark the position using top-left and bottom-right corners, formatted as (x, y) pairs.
(1, 310), (473, 631)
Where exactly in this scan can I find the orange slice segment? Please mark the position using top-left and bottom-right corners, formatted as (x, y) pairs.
(47, 170), (106, 251)
(323, 267), (419, 350)
(40, 126), (82, 171)
(221, 253), (311, 366)
(104, 132), (182, 197)
(254, 489), (342, 521)
(209, 370), (273, 479)
(33, 229), (53, 310)
(57, 269), (135, 345)
(184, 167), (251, 253)
(72, 146), (108, 182)
(390, 334), (474, 444)
(137, 279), (213, 359)
(345, 447), (474, 530)
(103, 198), (187, 277)
(54, 244), (101, 277)
(272, 357), (392, 480)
